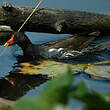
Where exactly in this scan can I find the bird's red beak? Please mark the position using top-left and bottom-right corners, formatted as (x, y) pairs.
(4, 34), (15, 47)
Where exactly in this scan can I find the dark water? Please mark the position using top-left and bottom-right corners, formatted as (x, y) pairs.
(0, 0), (110, 101)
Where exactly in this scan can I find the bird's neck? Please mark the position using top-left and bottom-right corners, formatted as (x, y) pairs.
(17, 40), (39, 59)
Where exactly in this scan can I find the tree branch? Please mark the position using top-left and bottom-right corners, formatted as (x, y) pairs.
(0, 2), (110, 34)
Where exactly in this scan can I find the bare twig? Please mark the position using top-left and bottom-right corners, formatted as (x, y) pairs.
(17, 0), (43, 32)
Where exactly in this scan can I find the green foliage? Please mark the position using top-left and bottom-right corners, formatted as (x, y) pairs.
(12, 67), (73, 110)
(0, 107), (12, 110)
(72, 82), (110, 110)
(2, 67), (110, 110)
(35, 67), (73, 108)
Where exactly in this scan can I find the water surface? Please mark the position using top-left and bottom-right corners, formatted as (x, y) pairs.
(0, 0), (110, 101)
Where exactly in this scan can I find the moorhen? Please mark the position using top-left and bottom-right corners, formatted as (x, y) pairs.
(4, 32), (110, 60)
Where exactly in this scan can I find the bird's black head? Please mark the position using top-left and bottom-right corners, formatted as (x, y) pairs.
(5, 32), (31, 46)
(5, 32), (40, 60)
(13, 32), (27, 44)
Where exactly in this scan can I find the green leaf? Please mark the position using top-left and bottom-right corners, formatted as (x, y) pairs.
(84, 61), (110, 80)
(71, 81), (110, 110)
(0, 106), (12, 110)
(53, 105), (82, 110)
(72, 81), (90, 97)
(35, 67), (73, 109)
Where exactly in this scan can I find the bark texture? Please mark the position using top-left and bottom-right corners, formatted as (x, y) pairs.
(0, 2), (110, 35)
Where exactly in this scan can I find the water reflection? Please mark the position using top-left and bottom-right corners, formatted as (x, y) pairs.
(0, 68), (48, 100)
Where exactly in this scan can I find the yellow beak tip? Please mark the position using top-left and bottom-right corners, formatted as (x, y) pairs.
(4, 43), (8, 47)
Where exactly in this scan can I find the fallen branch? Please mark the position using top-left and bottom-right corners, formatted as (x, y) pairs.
(0, 2), (110, 35)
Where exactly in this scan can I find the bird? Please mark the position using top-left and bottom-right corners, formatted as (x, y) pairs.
(4, 32), (110, 60)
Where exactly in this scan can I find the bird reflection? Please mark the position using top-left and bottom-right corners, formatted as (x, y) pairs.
(0, 70), (48, 101)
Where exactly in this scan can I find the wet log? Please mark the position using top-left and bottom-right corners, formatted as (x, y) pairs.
(0, 2), (110, 35)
